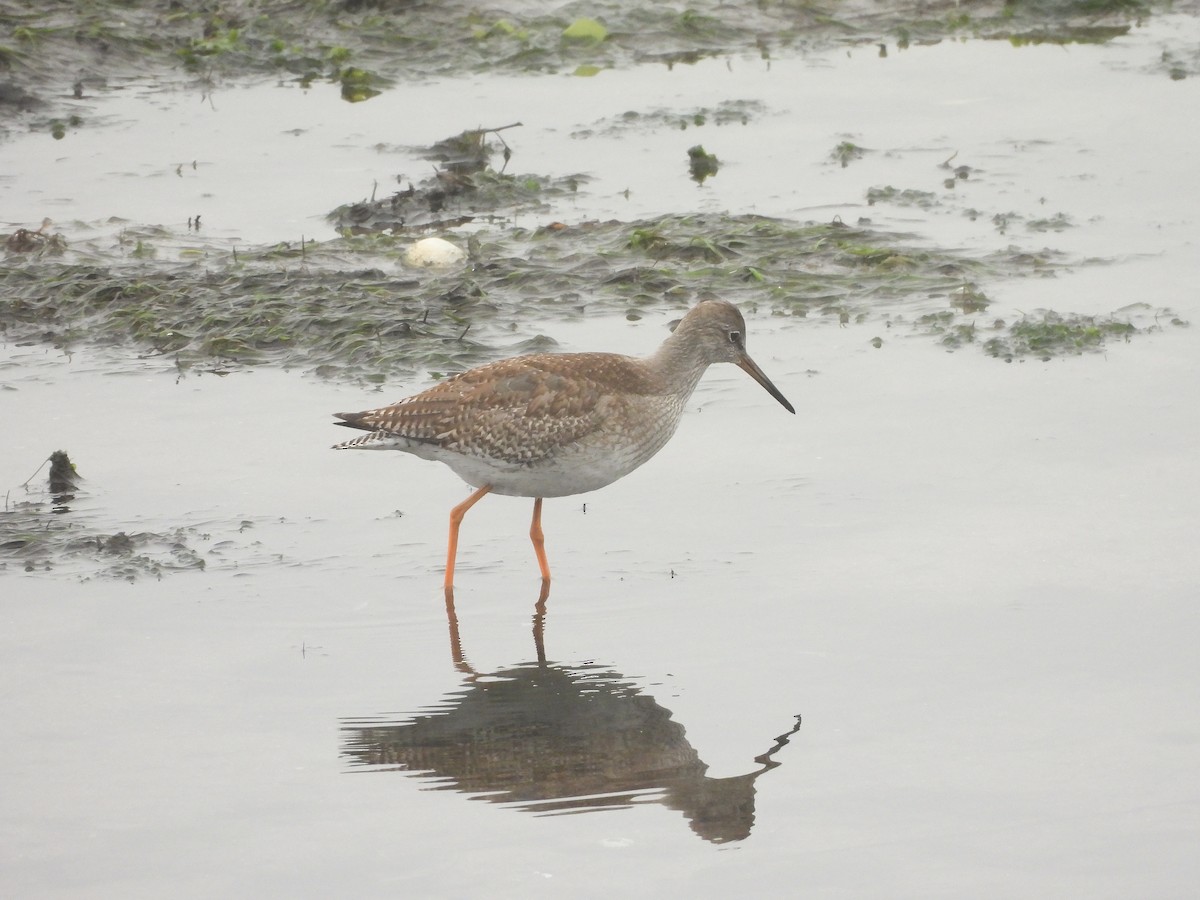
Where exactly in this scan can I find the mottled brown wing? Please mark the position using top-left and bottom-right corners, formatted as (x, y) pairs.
(335, 353), (658, 464)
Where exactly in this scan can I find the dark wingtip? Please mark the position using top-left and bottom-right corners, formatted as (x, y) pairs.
(333, 412), (371, 431)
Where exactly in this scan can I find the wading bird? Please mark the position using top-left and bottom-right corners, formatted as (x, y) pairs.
(333, 300), (794, 587)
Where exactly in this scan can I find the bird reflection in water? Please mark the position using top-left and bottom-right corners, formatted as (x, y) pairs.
(339, 585), (802, 844)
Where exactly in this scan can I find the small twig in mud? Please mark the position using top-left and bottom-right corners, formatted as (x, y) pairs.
(940, 151), (959, 168)
(457, 324), (471, 342)
(20, 457), (51, 488)
(485, 121), (523, 174)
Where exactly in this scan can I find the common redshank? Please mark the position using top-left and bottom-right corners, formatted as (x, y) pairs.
(333, 299), (793, 587)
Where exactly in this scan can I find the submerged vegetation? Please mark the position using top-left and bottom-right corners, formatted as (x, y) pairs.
(915, 305), (1175, 359)
(686, 145), (720, 184)
(0, 6), (1189, 366)
(325, 123), (589, 233)
(0, 0), (1187, 384)
(0, 0), (1180, 138)
(1, 208), (1179, 380)
(0, 73), (1186, 380)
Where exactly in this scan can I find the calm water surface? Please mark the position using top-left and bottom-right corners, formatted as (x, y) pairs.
(2, 16), (1199, 898)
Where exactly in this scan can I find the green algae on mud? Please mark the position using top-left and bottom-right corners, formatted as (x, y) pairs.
(327, 124), (591, 234)
(914, 303), (1183, 359)
(0, 0), (1178, 140)
(686, 145), (720, 184)
(1, 212), (1175, 379)
(572, 100), (769, 138)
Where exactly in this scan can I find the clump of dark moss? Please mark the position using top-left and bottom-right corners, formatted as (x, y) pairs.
(328, 124), (589, 233)
(916, 304), (1183, 359)
(1026, 213), (1074, 232)
(983, 310), (1138, 360)
(950, 283), (992, 313)
(573, 100), (767, 138)
(47, 450), (80, 496)
(687, 145), (720, 184)
(867, 186), (940, 209)
(830, 141), (867, 168)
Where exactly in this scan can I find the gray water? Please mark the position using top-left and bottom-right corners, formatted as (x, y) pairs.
(3, 15), (1199, 898)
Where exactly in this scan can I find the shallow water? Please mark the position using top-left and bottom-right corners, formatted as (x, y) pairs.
(3, 14), (1200, 900)
(4, 16), (1197, 259)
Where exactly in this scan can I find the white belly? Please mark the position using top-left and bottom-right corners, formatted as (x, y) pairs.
(435, 438), (665, 498)
(360, 422), (681, 498)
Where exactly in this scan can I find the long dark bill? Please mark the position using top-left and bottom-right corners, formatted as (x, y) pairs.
(737, 355), (796, 414)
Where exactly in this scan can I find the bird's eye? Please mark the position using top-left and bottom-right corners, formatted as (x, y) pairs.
(728, 330), (741, 344)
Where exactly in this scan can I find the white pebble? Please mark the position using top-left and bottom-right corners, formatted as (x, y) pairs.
(403, 237), (466, 268)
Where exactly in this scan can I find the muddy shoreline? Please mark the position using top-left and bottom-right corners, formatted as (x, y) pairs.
(4, 0), (1182, 133)
(2, 0), (1191, 375)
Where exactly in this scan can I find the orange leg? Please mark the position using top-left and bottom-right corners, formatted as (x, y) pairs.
(530, 498), (551, 583)
(445, 485), (492, 589)
(532, 577), (551, 664)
